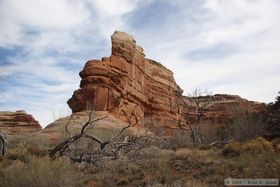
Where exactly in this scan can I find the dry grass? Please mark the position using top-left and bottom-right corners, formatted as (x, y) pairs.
(0, 156), (85, 187)
(223, 137), (274, 155)
(271, 137), (280, 153)
(0, 141), (89, 187)
(0, 137), (279, 187)
(219, 137), (280, 179)
(148, 179), (208, 187)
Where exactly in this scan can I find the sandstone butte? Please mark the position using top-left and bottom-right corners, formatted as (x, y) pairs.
(0, 110), (42, 135)
(68, 31), (265, 131)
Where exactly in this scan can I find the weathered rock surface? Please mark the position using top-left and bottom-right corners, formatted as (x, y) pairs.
(68, 31), (265, 131)
(0, 110), (42, 134)
(199, 94), (265, 123)
(68, 31), (184, 128)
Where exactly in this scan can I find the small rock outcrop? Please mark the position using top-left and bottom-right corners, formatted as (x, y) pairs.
(68, 31), (265, 130)
(0, 110), (42, 134)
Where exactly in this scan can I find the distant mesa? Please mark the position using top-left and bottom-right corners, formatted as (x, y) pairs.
(67, 31), (265, 130)
(0, 110), (42, 135)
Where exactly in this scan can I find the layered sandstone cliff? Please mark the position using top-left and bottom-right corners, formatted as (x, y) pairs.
(0, 110), (42, 134)
(68, 31), (184, 128)
(68, 31), (265, 130)
(193, 94), (265, 123)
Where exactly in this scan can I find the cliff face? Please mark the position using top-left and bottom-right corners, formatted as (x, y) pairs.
(68, 31), (265, 130)
(0, 110), (42, 134)
(68, 31), (184, 128)
(198, 94), (265, 123)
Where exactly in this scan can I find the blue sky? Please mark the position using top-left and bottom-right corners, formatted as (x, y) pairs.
(0, 0), (280, 127)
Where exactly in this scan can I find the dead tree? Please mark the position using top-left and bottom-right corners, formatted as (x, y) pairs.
(49, 105), (150, 166)
(179, 89), (212, 145)
(0, 132), (7, 156)
(49, 109), (107, 157)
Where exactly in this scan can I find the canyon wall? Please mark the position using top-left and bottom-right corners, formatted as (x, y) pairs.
(196, 94), (265, 123)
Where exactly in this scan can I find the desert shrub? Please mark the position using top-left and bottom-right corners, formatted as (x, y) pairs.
(23, 137), (50, 156)
(164, 130), (192, 149)
(174, 148), (196, 159)
(174, 147), (217, 161)
(87, 147), (178, 186)
(92, 158), (172, 187)
(222, 142), (241, 157)
(129, 147), (174, 185)
(0, 170), (5, 187)
(223, 137), (274, 157)
(1, 156), (82, 187)
(220, 150), (280, 178)
(198, 144), (211, 150)
(26, 144), (47, 156)
(199, 121), (220, 144)
(129, 146), (173, 160)
(241, 137), (274, 153)
(218, 111), (267, 142)
(5, 141), (48, 162)
(2, 135), (279, 186)
(5, 144), (30, 162)
(219, 137), (280, 179)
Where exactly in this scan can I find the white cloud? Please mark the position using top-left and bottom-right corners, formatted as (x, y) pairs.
(133, 0), (280, 103)
(84, 0), (144, 38)
(0, 0), (89, 29)
(91, 0), (138, 16)
(0, 0), (140, 127)
(0, 0), (90, 47)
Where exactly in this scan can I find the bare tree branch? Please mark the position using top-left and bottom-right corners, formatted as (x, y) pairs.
(80, 108), (96, 133)
(49, 103), (151, 166)
(177, 88), (213, 145)
(65, 114), (73, 138)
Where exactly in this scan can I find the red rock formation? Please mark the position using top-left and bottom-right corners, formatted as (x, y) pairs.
(68, 31), (184, 128)
(0, 110), (42, 134)
(193, 94), (265, 123)
(68, 31), (265, 130)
